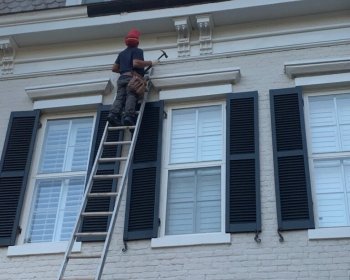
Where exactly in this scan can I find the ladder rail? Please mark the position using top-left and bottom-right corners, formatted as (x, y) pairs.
(57, 117), (111, 280)
(58, 80), (152, 280)
(95, 89), (149, 280)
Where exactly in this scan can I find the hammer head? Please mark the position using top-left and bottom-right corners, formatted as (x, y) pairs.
(160, 49), (168, 58)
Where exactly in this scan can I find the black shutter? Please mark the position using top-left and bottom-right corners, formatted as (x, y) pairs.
(0, 110), (40, 246)
(226, 92), (260, 233)
(124, 101), (163, 241)
(270, 87), (314, 230)
(81, 105), (123, 241)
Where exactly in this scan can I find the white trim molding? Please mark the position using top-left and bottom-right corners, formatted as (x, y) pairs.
(25, 78), (113, 109)
(308, 227), (350, 240)
(173, 17), (191, 57)
(151, 233), (231, 248)
(159, 84), (232, 101)
(284, 57), (350, 78)
(7, 241), (81, 256)
(151, 67), (240, 90)
(0, 37), (17, 75)
(295, 73), (350, 89)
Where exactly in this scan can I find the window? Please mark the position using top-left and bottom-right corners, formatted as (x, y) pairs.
(307, 93), (350, 228)
(161, 104), (225, 237)
(26, 117), (94, 243)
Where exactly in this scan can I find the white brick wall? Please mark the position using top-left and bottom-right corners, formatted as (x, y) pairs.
(1, 14), (350, 280)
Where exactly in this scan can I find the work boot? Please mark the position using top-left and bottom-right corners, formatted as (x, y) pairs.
(123, 115), (135, 126)
(107, 113), (122, 127)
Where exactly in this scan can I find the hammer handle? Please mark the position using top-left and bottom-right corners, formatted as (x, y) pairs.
(144, 52), (166, 73)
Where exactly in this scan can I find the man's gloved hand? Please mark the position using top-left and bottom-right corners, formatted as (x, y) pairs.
(152, 60), (160, 66)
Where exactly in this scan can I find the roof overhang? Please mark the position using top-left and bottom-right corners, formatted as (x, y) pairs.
(1, 0), (350, 47)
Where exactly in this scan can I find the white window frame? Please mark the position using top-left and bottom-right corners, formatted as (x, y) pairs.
(152, 100), (230, 248)
(8, 111), (96, 256)
(66, 0), (83, 6)
(304, 87), (350, 240)
(66, 0), (110, 5)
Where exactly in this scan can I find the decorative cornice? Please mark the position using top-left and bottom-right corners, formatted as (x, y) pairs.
(0, 37), (17, 75)
(151, 67), (240, 90)
(196, 14), (213, 55)
(25, 77), (114, 110)
(284, 57), (350, 78)
(25, 78), (113, 101)
(173, 17), (191, 57)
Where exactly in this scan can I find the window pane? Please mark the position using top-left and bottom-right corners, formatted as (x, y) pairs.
(40, 118), (93, 173)
(337, 97), (350, 151)
(69, 119), (94, 171)
(344, 160), (350, 192)
(60, 178), (85, 241)
(166, 167), (221, 235)
(29, 177), (85, 242)
(313, 159), (349, 227)
(309, 96), (338, 153)
(29, 179), (61, 243)
(40, 120), (69, 173)
(170, 109), (197, 163)
(198, 106), (222, 161)
(170, 106), (222, 164)
(316, 193), (347, 227)
(166, 170), (195, 235)
(196, 168), (221, 233)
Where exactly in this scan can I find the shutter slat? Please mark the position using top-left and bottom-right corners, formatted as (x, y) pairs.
(226, 92), (260, 233)
(0, 111), (40, 246)
(270, 87), (314, 231)
(124, 102), (163, 241)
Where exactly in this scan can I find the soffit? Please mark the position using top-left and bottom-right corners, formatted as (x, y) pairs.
(1, 0), (350, 47)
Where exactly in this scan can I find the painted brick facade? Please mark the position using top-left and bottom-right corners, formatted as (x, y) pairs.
(0, 1), (350, 279)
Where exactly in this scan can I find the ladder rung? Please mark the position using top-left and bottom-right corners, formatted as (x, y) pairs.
(103, 140), (132, 146)
(98, 157), (127, 163)
(68, 253), (102, 259)
(93, 174), (122, 179)
(108, 125), (136, 131)
(75, 232), (108, 237)
(88, 192), (119, 197)
(81, 212), (113, 217)
(61, 277), (95, 280)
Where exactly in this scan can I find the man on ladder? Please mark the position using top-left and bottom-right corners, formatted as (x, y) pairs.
(107, 28), (159, 127)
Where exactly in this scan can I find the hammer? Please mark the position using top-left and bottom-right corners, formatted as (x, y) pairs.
(145, 49), (168, 73)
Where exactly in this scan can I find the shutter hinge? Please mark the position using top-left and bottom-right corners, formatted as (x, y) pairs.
(277, 230), (284, 242)
(254, 230), (261, 243)
(122, 241), (128, 253)
(16, 225), (22, 235)
(38, 122), (43, 129)
(158, 218), (161, 227)
(163, 111), (167, 119)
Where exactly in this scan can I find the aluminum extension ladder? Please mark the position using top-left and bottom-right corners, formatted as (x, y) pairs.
(57, 88), (149, 280)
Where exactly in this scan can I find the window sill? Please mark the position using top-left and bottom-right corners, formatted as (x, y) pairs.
(308, 227), (350, 240)
(7, 241), (81, 257)
(151, 232), (231, 248)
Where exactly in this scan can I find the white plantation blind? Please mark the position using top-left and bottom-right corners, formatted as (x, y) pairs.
(309, 94), (350, 228)
(165, 104), (223, 236)
(29, 178), (85, 242)
(28, 117), (93, 243)
(166, 167), (221, 235)
(313, 160), (349, 227)
(170, 106), (222, 164)
(40, 118), (93, 173)
(60, 178), (85, 240)
(309, 95), (350, 153)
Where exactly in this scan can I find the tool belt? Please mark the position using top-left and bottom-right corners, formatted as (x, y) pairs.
(127, 71), (147, 97)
